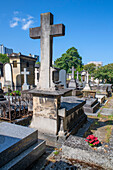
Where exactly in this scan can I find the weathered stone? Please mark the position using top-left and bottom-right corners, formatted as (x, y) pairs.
(30, 12), (65, 90)
(62, 135), (113, 169)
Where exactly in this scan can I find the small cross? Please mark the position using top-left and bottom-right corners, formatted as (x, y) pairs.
(21, 68), (30, 85)
(70, 66), (76, 80)
(30, 12), (65, 89)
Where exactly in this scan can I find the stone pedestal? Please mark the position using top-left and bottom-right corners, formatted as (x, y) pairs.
(29, 88), (87, 141)
(68, 79), (76, 88)
(22, 84), (30, 90)
(82, 89), (96, 98)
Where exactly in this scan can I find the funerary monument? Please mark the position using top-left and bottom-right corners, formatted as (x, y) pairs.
(29, 12), (87, 141)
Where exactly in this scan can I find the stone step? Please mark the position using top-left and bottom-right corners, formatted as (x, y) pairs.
(1, 139), (46, 170)
(0, 122), (38, 167)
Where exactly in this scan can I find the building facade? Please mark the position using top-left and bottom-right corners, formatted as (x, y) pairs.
(0, 44), (13, 55)
(9, 53), (37, 90)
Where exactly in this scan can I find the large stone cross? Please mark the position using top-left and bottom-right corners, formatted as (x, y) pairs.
(30, 12), (65, 90)
(21, 68), (30, 85)
(70, 66), (76, 80)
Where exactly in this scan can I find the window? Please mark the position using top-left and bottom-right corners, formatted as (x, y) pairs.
(26, 62), (29, 67)
(13, 60), (17, 68)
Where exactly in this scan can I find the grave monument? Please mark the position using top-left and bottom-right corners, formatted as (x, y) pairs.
(29, 12), (87, 141)
(4, 63), (13, 91)
(0, 122), (45, 169)
(21, 68), (30, 90)
(59, 69), (67, 88)
(68, 66), (76, 88)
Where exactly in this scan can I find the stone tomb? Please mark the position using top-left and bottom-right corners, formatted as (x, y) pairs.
(29, 12), (87, 141)
(96, 94), (105, 104)
(0, 122), (45, 169)
(30, 90), (87, 141)
(83, 97), (100, 113)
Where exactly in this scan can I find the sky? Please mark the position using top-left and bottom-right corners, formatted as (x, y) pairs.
(0, 0), (113, 65)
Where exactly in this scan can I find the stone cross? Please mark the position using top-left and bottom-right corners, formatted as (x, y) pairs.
(86, 71), (89, 84)
(76, 71), (79, 80)
(70, 66), (76, 80)
(21, 68), (30, 85)
(30, 12), (65, 89)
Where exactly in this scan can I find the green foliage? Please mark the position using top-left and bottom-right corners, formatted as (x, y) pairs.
(54, 47), (83, 73)
(94, 63), (113, 83)
(0, 53), (9, 64)
(36, 61), (40, 65)
(5, 90), (21, 96)
(53, 150), (59, 155)
(84, 63), (96, 75)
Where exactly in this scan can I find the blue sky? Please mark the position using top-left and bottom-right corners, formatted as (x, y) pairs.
(0, 0), (113, 65)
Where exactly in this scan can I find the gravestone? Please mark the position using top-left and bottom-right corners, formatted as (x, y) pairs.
(59, 69), (67, 88)
(21, 68), (30, 90)
(0, 122), (46, 169)
(68, 66), (76, 88)
(4, 63), (13, 91)
(83, 71), (90, 90)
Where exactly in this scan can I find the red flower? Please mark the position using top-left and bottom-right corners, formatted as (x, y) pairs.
(85, 135), (100, 147)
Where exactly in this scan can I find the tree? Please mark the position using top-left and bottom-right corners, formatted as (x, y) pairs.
(54, 47), (83, 73)
(84, 63), (96, 75)
(0, 53), (9, 64)
(94, 63), (113, 83)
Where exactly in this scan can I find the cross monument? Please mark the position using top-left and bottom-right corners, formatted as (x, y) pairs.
(21, 68), (30, 90)
(70, 66), (76, 80)
(30, 12), (65, 90)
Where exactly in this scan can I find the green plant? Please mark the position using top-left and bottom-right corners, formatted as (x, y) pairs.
(53, 150), (59, 155)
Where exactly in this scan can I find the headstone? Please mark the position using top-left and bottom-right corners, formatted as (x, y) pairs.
(30, 12), (65, 90)
(59, 69), (67, 88)
(83, 71), (91, 90)
(4, 63), (13, 91)
(68, 66), (76, 88)
(21, 68), (30, 90)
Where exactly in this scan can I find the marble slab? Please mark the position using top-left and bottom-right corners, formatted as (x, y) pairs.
(0, 122), (38, 167)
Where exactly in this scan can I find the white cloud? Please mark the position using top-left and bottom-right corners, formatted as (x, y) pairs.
(22, 20), (33, 30)
(10, 12), (34, 30)
(13, 17), (20, 22)
(10, 21), (18, 28)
